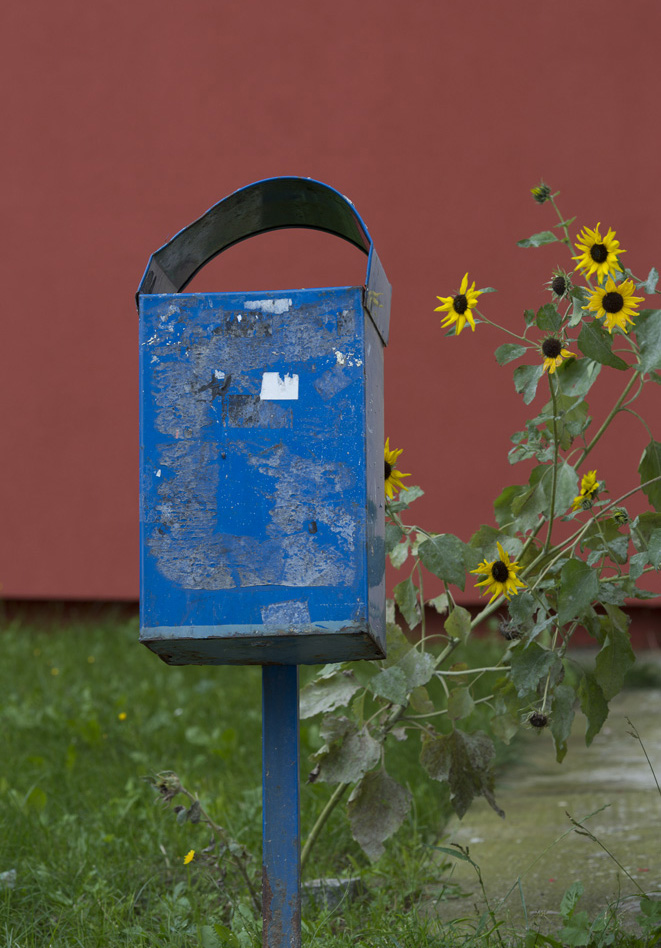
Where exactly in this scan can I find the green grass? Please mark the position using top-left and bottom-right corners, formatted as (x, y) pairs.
(0, 614), (657, 947)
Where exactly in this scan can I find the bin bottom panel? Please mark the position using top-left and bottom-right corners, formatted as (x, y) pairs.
(140, 622), (385, 665)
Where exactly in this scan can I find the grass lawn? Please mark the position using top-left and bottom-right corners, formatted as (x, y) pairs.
(1, 611), (657, 947)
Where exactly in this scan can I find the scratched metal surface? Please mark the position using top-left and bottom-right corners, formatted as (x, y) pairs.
(139, 286), (385, 664)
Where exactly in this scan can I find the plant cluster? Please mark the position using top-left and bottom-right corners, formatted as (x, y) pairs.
(295, 183), (661, 865)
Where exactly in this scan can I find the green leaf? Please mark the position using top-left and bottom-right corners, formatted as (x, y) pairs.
(347, 769), (412, 861)
(643, 267), (659, 294)
(524, 308), (536, 327)
(494, 484), (527, 531)
(635, 309), (661, 375)
(594, 612), (634, 701)
(569, 286), (589, 327)
(491, 711), (519, 745)
(389, 540), (409, 569)
(557, 558), (599, 625)
(385, 521), (404, 554)
(312, 717), (381, 784)
(393, 578), (421, 630)
(513, 364), (546, 405)
(387, 484), (424, 513)
(517, 230), (560, 248)
(409, 685), (434, 714)
(495, 343), (528, 365)
(577, 322), (628, 370)
(550, 683), (576, 763)
(554, 356), (600, 397)
(578, 672), (609, 745)
(631, 511), (661, 552)
(536, 303), (562, 332)
(560, 880), (584, 919)
(418, 534), (478, 590)
(648, 529), (661, 568)
(444, 605), (472, 642)
(447, 686), (475, 721)
(509, 642), (559, 697)
(420, 728), (504, 818)
(299, 671), (361, 719)
(639, 440), (661, 511)
(369, 665), (408, 706)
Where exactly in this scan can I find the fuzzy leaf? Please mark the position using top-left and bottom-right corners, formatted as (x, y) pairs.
(577, 322), (628, 370)
(578, 672), (609, 745)
(513, 364), (545, 405)
(393, 578), (421, 630)
(299, 671), (361, 719)
(638, 440), (661, 512)
(399, 648), (436, 691)
(550, 683), (576, 763)
(369, 665), (408, 706)
(517, 230), (560, 248)
(418, 534), (476, 590)
(635, 309), (661, 375)
(509, 642), (559, 697)
(643, 267), (659, 294)
(312, 718), (380, 784)
(495, 343), (528, 366)
(557, 558), (599, 625)
(420, 729), (504, 819)
(347, 770), (412, 861)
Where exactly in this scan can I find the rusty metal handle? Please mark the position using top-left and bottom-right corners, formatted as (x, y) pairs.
(136, 176), (374, 301)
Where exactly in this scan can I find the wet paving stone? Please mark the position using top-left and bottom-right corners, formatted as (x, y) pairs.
(426, 682), (661, 937)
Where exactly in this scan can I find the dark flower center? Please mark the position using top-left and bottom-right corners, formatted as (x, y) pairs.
(542, 337), (562, 359)
(491, 560), (510, 583)
(529, 712), (548, 728)
(384, 460), (392, 480)
(602, 291), (624, 314)
(590, 243), (608, 263)
(453, 293), (469, 315)
(551, 275), (567, 297)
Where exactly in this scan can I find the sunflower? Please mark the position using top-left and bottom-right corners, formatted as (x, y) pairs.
(571, 470), (600, 511)
(470, 542), (526, 604)
(530, 182), (552, 205)
(585, 276), (644, 334)
(435, 273), (483, 335)
(573, 223), (624, 281)
(540, 336), (574, 374)
(546, 267), (572, 301)
(384, 438), (410, 500)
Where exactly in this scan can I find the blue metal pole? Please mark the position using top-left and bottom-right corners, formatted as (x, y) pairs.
(262, 665), (301, 948)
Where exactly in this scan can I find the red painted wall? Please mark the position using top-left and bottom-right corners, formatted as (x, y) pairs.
(1, 0), (660, 601)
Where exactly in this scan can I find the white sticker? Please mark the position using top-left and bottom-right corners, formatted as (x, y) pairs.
(244, 298), (293, 315)
(260, 372), (299, 400)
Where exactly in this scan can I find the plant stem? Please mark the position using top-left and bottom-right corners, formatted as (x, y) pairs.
(575, 372), (639, 468)
(478, 312), (529, 343)
(549, 194), (571, 245)
(545, 373), (560, 553)
(300, 782), (349, 874)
